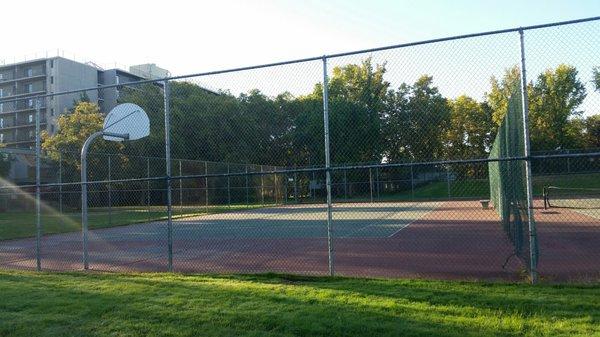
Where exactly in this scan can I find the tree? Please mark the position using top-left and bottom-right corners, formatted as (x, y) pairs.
(384, 75), (450, 162)
(487, 66), (521, 126)
(584, 114), (600, 148)
(445, 95), (495, 160)
(528, 64), (587, 150)
(42, 102), (122, 180)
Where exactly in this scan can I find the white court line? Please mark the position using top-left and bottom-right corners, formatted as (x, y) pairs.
(387, 202), (441, 238)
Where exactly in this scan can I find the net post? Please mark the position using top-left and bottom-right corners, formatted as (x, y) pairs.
(163, 79), (173, 272)
(35, 96), (42, 271)
(518, 29), (539, 284)
(322, 56), (335, 276)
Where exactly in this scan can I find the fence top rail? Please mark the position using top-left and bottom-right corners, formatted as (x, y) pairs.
(0, 16), (599, 105)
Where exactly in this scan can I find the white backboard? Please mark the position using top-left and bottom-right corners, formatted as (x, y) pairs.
(103, 103), (150, 141)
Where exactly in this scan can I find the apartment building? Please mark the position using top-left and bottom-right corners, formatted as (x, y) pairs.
(0, 57), (168, 149)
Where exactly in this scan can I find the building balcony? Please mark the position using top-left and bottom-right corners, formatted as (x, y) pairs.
(0, 74), (46, 85)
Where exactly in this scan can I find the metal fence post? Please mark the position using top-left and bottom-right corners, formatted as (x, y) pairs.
(179, 159), (183, 210)
(519, 29), (539, 284)
(205, 161), (209, 212)
(35, 97), (42, 271)
(369, 168), (374, 202)
(260, 165), (265, 205)
(245, 165), (250, 207)
(294, 171), (299, 203)
(322, 56), (335, 276)
(376, 167), (380, 200)
(410, 164), (415, 201)
(58, 152), (63, 216)
(227, 163), (231, 207)
(164, 80), (173, 272)
(446, 165), (451, 199)
(147, 157), (151, 218)
(108, 155), (112, 227)
(343, 169), (348, 200)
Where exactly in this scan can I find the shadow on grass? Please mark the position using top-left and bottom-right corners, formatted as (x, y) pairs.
(1, 271), (597, 337)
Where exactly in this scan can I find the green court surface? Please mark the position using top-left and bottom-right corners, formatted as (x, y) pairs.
(0, 205), (264, 241)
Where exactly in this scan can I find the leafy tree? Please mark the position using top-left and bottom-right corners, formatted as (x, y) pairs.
(584, 114), (600, 148)
(487, 66), (521, 126)
(42, 102), (123, 180)
(445, 95), (495, 160)
(384, 76), (450, 162)
(528, 64), (587, 150)
(593, 67), (600, 92)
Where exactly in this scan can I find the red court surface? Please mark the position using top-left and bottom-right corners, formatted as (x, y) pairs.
(0, 200), (598, 281)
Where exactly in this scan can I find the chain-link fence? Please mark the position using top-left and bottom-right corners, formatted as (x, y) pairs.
(1, 17), (599, 282)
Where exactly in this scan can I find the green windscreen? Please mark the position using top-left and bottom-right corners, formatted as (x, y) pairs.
(488, 84), (529, 266)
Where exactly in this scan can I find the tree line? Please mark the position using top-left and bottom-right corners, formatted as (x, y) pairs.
(42, 58), (600, 181)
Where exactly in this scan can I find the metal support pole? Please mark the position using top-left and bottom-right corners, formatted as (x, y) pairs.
(147, 157), (151, 217)
(343, 170), (348, 200)
(179, 159), (183, 210)
(245, 165), (250, 207)
(81, 131), (128, 270)
(227, 164), (231, 207)
(274, 173), (278, 205)
(108, 156), (112, 227)
(284, 173), (288, 205)
(58, 152), (63, 216)
(446, 166), (451, 199)
(519, 29), (539, 284)
(35, 97), (41, 271)
(163, 80), (173, 272)
(205, 162), (209, 212)
(260, 165), (265, 205)
(312, 171), (316, 202)
(294, 172), (298, 203)
(410, 164), (415, 201)
(369, 168), (374, 202)
(376, 167), (380, 200)
(322, 56), (334, 276)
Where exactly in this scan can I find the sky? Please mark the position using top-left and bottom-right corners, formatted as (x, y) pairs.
(3, 0), (598, 74)
(3, 0), (600, 115)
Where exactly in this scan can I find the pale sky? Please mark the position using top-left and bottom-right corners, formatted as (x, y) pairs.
(3, 0), (598, 74)
(3, 0), (600, 115)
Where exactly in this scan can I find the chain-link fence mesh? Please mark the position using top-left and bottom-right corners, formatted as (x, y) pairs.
(0, 18), (599, 282)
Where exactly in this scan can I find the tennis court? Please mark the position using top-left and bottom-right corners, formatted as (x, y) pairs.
(0, 200), (524, 278)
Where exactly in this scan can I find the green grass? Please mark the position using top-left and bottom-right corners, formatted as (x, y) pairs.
(0, 204), (264, 241)
(0, 271), (598, 337)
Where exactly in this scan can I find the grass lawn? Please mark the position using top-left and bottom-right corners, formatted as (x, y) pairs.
(0, 205), (264, 241)
(0, 271), (598, 337)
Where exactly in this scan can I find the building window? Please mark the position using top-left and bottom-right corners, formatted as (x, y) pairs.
(0, 118), (3, 128)
(29, 114), (33, 123)
(50, 124), (55, 133)
(0, 103), (3, 113)
(50, 60), (54, 68)
(50, 108), (54, 116)
(0, 73), (3, 80)
(27, 84), (33, 93)
(50, 76), (54, 84)
(27, 68), (33, 77)
(29, 130), (34, 138)
(0, 88), (3, 97)
(28, 99), (34, 108)
(0, 133), (3, 143)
